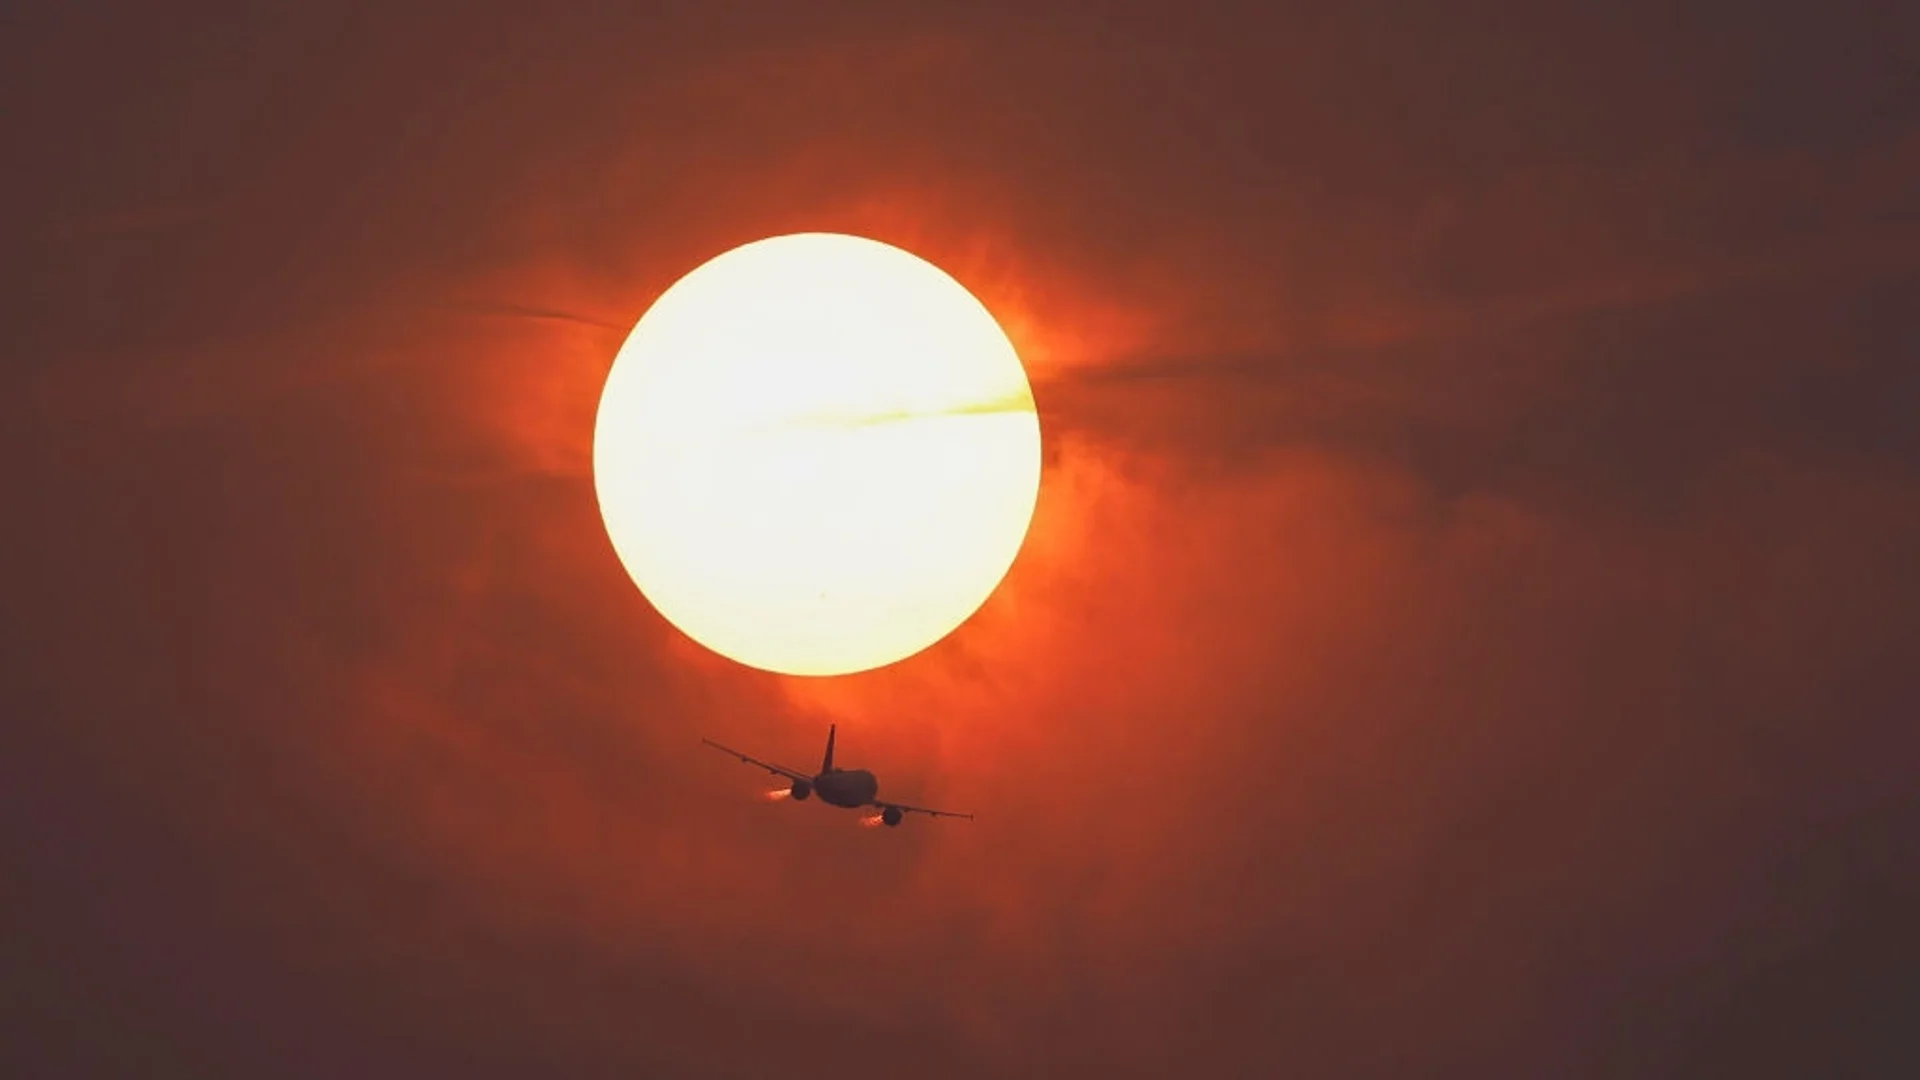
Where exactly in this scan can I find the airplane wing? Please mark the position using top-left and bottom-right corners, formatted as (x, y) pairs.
(701, 738), (812, 783)
(871, 799), (974, 821)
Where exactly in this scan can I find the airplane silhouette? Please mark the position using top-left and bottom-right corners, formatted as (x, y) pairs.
(701, 725), (972, 827)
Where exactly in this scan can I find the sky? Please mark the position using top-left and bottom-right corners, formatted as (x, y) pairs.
(3, 3), (1917, 1077)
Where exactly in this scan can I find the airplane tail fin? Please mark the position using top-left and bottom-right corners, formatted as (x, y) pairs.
(821, 724), (836, 773)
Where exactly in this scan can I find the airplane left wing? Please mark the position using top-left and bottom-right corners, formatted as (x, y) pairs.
(701, 738), (812, 783)
(871, 799), (974, 821)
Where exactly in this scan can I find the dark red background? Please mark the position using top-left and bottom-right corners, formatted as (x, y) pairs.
(5, 4), (1917, 1076)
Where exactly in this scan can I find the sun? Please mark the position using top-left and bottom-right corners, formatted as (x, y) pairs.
(592, 233), (1042, 676)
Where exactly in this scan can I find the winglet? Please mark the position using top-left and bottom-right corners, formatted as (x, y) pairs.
(821, 724), (837, 774)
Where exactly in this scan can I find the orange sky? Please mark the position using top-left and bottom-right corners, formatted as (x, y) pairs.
(5, 5), (1919, 1077)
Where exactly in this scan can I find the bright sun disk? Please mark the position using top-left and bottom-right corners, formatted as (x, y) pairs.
(592, 232), (1042, 676)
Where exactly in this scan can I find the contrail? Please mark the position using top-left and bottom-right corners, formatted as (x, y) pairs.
(445, 300), (630, 334)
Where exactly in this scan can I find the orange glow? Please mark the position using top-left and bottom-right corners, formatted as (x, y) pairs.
(764, 787), (792, 801)
(593, 232), (1041, 676)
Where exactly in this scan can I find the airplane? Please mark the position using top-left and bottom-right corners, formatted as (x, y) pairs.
(701, 724), (973, 828)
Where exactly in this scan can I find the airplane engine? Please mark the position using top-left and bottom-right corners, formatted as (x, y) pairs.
(882, 806), (903, 828)
(789, 779), (812, 801)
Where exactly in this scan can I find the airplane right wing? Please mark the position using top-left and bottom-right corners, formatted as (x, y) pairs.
(872, 799), (974, 821)
(700, 738), (812, 783)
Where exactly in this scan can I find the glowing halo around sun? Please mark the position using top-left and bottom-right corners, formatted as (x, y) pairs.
(592, 232), (1042, 676)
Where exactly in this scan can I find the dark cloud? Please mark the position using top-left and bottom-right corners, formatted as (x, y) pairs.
(5, 4), (1918, 1078)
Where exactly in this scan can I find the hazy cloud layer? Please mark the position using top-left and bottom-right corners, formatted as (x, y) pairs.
(5, 4), (1917, 1077)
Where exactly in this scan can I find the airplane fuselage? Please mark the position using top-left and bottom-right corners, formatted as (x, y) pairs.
(806, 768), (878, 809)
(703, 725), (966, 827)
